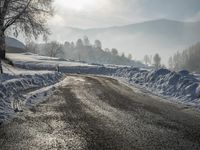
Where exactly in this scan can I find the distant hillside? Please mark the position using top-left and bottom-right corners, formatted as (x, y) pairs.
(5, 37), (26, 53)
(49, 19), (200, 63)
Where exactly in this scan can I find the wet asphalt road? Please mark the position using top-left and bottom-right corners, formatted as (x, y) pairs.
(1, 75), (200, 150)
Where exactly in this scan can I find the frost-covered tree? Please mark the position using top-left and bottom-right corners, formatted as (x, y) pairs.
(121, 52), (125, 58)
(0, 0), (53, 73)
(0, 0), (53, 59)
(94, 40), (102, 49)
(169, 42), (200, 72)
(104, 48), (110, 53)
(153, 53), (161, 69)
(53, 37), (143, 66)
(111, 48), (118, 56)
(64, 41), (71, 49)
(83, 36), (90, 46)
(128, 54), (132, 60)
(71, 42), (75, 49)
(76, 39), (83, 48)
(45, 41), (63, 57)
(144, 55), (150, 65)
(168, 56), (174, 69)
(26, 41), (37, 54)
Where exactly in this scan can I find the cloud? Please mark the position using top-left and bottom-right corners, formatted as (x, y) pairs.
(48, 0), (200, 29)
(138, 0), (200, 20)
(48, 0), (144, 28)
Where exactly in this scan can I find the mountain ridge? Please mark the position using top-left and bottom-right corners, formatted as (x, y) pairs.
(49, 19), (200, 64)
(65, 19), (200, 31)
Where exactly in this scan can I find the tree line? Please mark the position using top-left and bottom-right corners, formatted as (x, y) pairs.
(26, 36), (144, 66)
(168, 42), (200, 73)
(143, 53), (163, 69)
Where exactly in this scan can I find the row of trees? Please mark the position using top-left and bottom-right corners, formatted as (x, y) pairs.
(63, 36), (133, 61)
(26, 36), (142, 66)
(168, 42), (200, 73)
(144, 54), (162, 69)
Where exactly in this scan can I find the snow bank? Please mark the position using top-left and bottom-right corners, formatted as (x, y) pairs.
(112, 67), (200, 107)
(0, 72), (63, 124)
(24, 76), (73, 107)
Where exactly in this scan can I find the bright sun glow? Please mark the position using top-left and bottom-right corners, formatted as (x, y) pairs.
(56, 0), (97, 11)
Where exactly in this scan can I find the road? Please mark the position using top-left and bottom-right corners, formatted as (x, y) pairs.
(1, 75), (200, 150)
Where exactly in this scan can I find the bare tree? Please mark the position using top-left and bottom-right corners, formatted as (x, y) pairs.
(144, 55), (151, 65)
(121, 52), (125, 58)
(94, 40), (102, 49)
(83, 36), (90, 46)
(25, 41), (37, 54)
(45, 41), (63, 58)
(153, 53), (161, 69)
(76, 39), (83, 48)
(104, 48), (110, 53)
(111, 48), (118, 56)
(128, 54), (132, 60)
(170, 42), (200, 72)
(168, 56), (174, 70)
(0, 0), (53, 72)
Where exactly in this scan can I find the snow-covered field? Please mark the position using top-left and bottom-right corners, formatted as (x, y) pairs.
(7, 53), (95, 70)
(1, 52), (200, 124)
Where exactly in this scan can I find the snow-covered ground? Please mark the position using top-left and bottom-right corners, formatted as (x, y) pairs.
(3, 61), (52, 75)
(7, 53), (118, 74)
(2, 52), (200, 124)
(7, 53), (96, 71)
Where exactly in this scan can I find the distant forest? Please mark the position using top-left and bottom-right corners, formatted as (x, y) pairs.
(169, 42), (200, 73)
(26, 36), (144, 67)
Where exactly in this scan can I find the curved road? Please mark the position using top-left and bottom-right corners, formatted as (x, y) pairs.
(1, 75), (200, 150)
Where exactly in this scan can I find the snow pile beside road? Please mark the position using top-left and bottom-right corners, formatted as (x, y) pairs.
(0, 72), (63, 124)
(113, 68), (200, 106)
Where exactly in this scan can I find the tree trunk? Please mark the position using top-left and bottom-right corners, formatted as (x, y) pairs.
(0, 31), (5, 74)
(0, 31), (5, 60)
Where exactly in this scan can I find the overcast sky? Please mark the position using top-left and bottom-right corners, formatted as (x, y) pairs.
(48, 0), (200, 29)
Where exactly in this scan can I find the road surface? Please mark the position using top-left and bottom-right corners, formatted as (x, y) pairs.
(1, 75), (200, 150)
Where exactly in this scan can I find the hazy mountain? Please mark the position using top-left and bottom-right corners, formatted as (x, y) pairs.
(6, 37), (25, 49)
(5, 37), (26, 53)
(49, 19), (200, 64)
